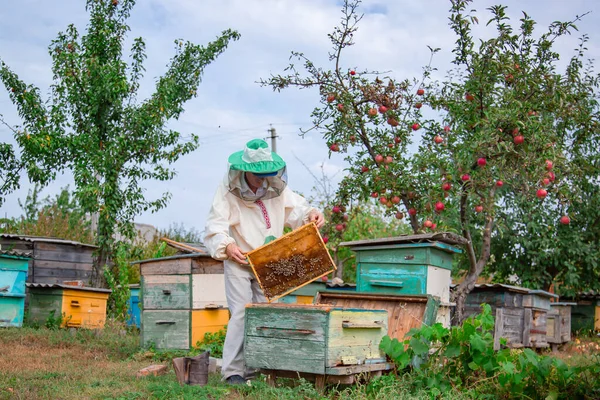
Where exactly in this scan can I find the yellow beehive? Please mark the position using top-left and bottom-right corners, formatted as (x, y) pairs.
(190, 307), (229, 347)
(27, 283), (111, 329)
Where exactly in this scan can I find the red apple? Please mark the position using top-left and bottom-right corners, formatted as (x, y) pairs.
(424, 219), (433, 228)
(361, 166), (369, 173)
(496, 180), (504, 187)
(375, 154), (384, 163)
(444, 125), (450, 133)
(335, 224), (344, 232)
(343, 213), (349, 221)
(475, 205), (483, 213)
(379, 197), (388, 205)
(349, 135), (356, 143)
(434, 201), (445, 212)
(391, 196), (401, 204)
(378, 105), (388, 114)
(394, 136), (401, 144)
(431, 223), (437, 230)
(528, 110), (536, 116)
(548, 171), (556, 182)
(350, 70), (356, 76)
(332, 206), (341, 213)
(434, 135), (444, 144)
(327, 94), (336, 103)
(545, 160), (553, 170)
(414, 103), (422, 109)
(513, 135), (524, 145)
(329, 143), (340, 152)
(337, 103), (344, 111)
(461, 174), (471, 182)
(322, 236), (329, 244)
(408, 208), (417, 216)
(385, 156), (393, 164)
(371, 192), (379, 198)
(395, 212), (404, 220)
(465, 93), (475, 102)
(512, 128), (519, 136)
(387, 117), (399, 127)
(407, 192), (416, 200)
(536, 188), (548, 199)
(442, 182), (452, 191)
(321, 275), (328, 282)
(477, 157), (487, 167)
(412, 123), (420, 131)
(559, 215), (570, 225)
(542, 178), (550, 186)
(417, 88), (425, 96)
(368, 108), (377, 117)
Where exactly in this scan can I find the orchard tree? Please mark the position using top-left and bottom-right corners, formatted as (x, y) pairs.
(0, 143), (22, 207)
(0, 0), (239, 287)
(262, 0), (599, 321)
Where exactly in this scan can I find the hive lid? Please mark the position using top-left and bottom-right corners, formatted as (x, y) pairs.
(339, 232), (466, 251)
(26, 283), (112, 293)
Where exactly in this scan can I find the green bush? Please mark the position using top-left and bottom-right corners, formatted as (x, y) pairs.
(193, 327), (227, 359)
(380, 304), (600, 399)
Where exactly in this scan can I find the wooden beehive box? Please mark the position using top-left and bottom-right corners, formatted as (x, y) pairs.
(244, 303), (389, 376)
(246, 223), (336, 302)
(0, 250), (31, 327)
(137, 253), (228, 349)
(340, 233), (465, 303)
(26, 283), (111, 329)
(547, 302), (575, 348)
(314, 291), (439, 342)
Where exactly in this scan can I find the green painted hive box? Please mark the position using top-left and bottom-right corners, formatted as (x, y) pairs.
(340, 233), (465, 303)
(0, 251), (30, 328)
(244, 303), (390, 376)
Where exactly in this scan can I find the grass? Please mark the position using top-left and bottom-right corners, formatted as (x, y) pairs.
(1, 321), (598, 400)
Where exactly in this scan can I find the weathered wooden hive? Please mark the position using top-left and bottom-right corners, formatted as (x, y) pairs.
(0, 250), (31, 327)
(340, 232), (465, 327)
(546, 302), (575, 349)
(314, 291), (439, 342)
(244, 303), (390, 376)
(26, 283), (111, 329)
(0, 234), (97, 285)
(137, 253), (228, 350)
(522, 289), (558, 349)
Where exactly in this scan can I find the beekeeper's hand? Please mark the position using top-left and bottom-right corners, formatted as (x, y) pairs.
(226, 243), (248, 265)
(308, 210), (325, 229)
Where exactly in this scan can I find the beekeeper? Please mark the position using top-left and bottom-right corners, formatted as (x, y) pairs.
(204, 138), (325, 385)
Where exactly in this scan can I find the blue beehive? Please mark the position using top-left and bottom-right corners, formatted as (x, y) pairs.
(127, 284), (141, 328)
(0, 250), (31, 327)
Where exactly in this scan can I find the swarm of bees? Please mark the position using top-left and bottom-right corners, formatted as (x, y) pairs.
(262, 254), (326, 298)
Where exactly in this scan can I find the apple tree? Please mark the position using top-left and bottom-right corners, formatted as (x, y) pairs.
(0, 0), (239, 288)
(262, 0), (599, 322)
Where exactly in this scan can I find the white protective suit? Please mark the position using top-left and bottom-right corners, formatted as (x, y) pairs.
(204, 167), (317, 380)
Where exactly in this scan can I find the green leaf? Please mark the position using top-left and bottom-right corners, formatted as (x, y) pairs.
(545, 391), (559, 400)
(468, 361), (479, 371)
(469, 334), (488, 353)
(409, 337), (430, 356)
(444, 343), (462, 358)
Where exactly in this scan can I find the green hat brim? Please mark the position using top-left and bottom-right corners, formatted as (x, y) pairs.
(228, 150), (286, 174)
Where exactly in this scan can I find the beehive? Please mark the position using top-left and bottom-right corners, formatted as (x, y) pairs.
(244, 303), (389, 375)
(137, 253), (229, 350)
(27, 283), (111, 329)
(340, 233), (465, 303)
(314, 291), (440, 341)
(246, 223), (336, 302)
(0, 251), (30, 327)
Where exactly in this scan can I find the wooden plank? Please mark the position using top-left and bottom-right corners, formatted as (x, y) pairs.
(425, 267), (451, 303)
(33, 267), (92, 280)
(33, 250), (94, 264)
(494, 308), (503, 350)
(245, 306), (327, 342)
(191, 258), (224, 274)
(326, 309), (387, 367)
(27, 291), (63, 326)
(246, 223), (336, 302)
(244, 335), (326, 374)
(522, 308), (532, 347)
(358, 269), (427, 295)
(140, 258), (192, 275)
(142, 275), (191, 310)
(191, 274), (227, 308)
(160, 237), (206, 254)
(33, 259), (93, 272)
(325, 362), (393, 375)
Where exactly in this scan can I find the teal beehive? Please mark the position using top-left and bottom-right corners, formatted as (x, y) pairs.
(0, 250), (31, 327)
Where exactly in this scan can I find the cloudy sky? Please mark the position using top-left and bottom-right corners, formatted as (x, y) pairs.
(1, 0), (598, 236)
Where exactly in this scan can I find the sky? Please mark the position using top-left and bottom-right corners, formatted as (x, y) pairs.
(1, 0), (599, 237)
